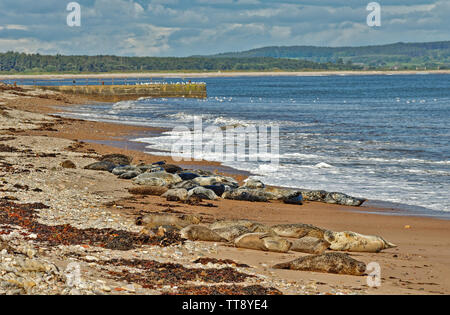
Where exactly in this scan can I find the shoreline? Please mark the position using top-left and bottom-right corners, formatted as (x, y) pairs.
(57, 103), (450, 221)
(1, 86), (450, 295)
(1, 70), (450, 80)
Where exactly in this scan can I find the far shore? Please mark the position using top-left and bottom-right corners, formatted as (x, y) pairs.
(1, 70), (450, 80)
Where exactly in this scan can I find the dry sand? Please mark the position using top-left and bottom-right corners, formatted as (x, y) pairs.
(1, 84), (449, 295)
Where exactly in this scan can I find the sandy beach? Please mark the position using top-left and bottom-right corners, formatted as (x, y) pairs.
(1, 70), (450, 81)
(1, 84), (449, 295)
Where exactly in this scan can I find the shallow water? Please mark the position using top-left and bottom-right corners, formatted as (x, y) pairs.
(49, 74), (449, 214)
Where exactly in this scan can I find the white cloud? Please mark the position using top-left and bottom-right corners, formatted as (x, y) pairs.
(0, 0), (448, 56)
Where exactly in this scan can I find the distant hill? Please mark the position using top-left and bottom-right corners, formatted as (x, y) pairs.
(209, 41), (450, 69)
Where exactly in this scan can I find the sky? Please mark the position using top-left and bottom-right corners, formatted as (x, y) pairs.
(0, 0), (449, 56)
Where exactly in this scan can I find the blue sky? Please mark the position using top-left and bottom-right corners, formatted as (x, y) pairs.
(0, 0), (448, 56)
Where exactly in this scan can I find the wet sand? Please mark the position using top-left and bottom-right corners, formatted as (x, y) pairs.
(1, 86), (450, 295)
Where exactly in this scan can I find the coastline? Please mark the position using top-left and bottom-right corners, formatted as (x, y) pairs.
(1, 87), (450, 295)
(54, 101), (450, 221)
(1, 70), (450, 80)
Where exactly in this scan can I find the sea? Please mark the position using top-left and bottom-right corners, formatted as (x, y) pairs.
(8, 74), (449, 217)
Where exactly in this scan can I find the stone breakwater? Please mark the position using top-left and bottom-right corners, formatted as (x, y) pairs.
(40, 83), (207, 102)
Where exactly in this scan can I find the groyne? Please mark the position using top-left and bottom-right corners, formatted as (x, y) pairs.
(40, 83), (207, 101)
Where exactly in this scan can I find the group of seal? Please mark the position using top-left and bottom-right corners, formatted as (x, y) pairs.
(136, 213), (397, 276)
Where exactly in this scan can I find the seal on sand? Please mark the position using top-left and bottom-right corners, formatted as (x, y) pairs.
(234, 233), (292, 253)
(290, 237), (330, 254)
(211, 219), (257, 230)
(324, 230), (397, 253)
(273, 252), (366, 276)
(212, 225), (252, 242)
(271, 223), (327, 239)
(180, 225), (228, 242)
(137, 213), (200, 229)
(210, 220), (273, 233)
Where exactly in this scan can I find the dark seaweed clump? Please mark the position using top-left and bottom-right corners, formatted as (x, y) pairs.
(0, 200), (184, 250)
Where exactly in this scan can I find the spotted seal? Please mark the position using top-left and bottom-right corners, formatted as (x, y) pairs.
(290, 237), (330, 254)
(273, 252), (366, 276)
(212, 225), (252, 242)
(180, 225), (228, 242)
(137, 213), (200, 230)
(324, 230), (397, 253)
(234, 233), (292, 253)
(271, 223), (327, 239)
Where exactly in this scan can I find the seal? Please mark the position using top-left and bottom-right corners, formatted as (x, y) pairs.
(273, 252), (367, 276)
(137, 213), (200, 229)
(161, 188), (189, 201)
(324, 230), (397, 253)
(210, 220), (257, 230)
(271, 223), (327, 239)
(290, 237), (330, 254)
(210, 220), (273, 233)
(212, 225), (252, 242)
(234, 233), (292, 253)
(180, 225), (228, 242)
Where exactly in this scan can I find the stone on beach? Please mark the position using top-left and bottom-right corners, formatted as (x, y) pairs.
(187, 187), (219, 200)
(324, 230), (397, 253)
(273, 252), (367, 276)
(60, 160), (76, 169)
(162, 188), (189, 201)
(234, 233), (292, 253)
(271, 223), (327, 239)
(180, 225), (228, 242)
(290, 237), (330, 254)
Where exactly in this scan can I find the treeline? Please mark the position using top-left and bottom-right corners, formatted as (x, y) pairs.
(213, 41), (450, 69)
(0, 52), (362, 73)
